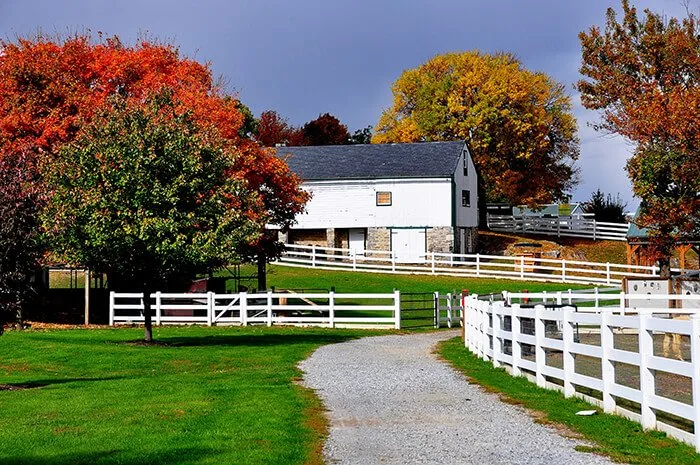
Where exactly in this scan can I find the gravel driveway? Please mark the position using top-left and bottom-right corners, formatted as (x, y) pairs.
(300, 330), (613, 465)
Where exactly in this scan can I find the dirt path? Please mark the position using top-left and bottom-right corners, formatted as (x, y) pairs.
(300, 331), (612, 465)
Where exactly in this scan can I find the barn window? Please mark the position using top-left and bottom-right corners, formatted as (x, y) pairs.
(376, 191), (392, 206)
(463, 153), (468, 176)
(461, 190), (470, 207)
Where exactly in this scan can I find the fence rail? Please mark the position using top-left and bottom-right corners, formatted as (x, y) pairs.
(463, 293), (700, 451)
(279, 243), (659, 286)
(487, 214), (629, 241)
(109, 290), (401, 329)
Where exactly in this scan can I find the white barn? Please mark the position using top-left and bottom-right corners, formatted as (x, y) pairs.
(276, 141), (478, 263)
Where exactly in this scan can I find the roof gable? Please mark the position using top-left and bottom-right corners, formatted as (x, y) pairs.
(275, 141), (465, 181)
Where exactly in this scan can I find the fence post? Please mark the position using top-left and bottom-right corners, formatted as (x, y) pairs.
(434, 291), (440, 328)
(535, 304), (546, 388)
(446, 293), (452, 328)
(600, 308), (616, 413)
(431, 252), (435, 274)
(267, 290), (273, 327)
(391, 251), (396, 273)
(594, 287), (600, 308)
(619, 291), (626, 316)
(492, 301), (502, 368)
(591, 219), (596, 241)
(562, 306), (575, 398)
(352, 253), (357, 271)
(556, 291), (563, 306)
(312, 245), (316, 267)
(606, 263), (611, 285)
(156, 291), (163, 326)
(393, 290), (401, 330)
(206, 292), (213, 326)
(511, 303), (522, 377)
(561, 259), (566, 282)
(329, 291), (335, 329)
(638, 310), (656, 430)
(481, 301), (490, 361)
(476, 254), (480, 277)
(520, 256), (525, 279)
(109, 291), (115, 326)
(690, 315), (700, 452)
(240, 292), (248, 326)
(557, 219), (561, 238)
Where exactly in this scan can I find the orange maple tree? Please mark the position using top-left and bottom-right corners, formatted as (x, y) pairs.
(0, 34), (308, 265)
(578, 1), (700, 270)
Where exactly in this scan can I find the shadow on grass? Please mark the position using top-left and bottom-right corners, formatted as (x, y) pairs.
(1, 447), (216, 465)
(0, 376), (126, 391)
(161, 333), (365, 348)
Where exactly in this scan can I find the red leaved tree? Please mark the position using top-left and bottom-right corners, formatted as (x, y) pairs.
(0, 34), (308, 299)
(578, 1), (700, 273)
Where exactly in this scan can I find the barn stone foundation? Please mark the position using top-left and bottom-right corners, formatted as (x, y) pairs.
(426, 227), (454, 254)
(367, 227), (390, 251)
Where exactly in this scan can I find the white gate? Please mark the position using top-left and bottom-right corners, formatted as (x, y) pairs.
(391, 228), (426, 263)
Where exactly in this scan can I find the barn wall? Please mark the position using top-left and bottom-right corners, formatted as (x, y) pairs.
(454, 146), (479, 228)
(291, 178), (452, 229)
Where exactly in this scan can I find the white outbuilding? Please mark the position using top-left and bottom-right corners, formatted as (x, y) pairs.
(276, 141), (478, 263)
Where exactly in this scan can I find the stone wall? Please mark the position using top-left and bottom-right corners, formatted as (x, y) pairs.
(367, 227), (390, 251)
(288, 229), (327, 247)
(426, 226), (454, 254)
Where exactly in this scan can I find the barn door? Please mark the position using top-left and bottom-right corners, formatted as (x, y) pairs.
(348, 228), (366, 256)
(391, 229), (426, 263)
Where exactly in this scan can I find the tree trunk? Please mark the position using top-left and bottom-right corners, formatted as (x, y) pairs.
(257, 252), (267, 292)
(142, 284), (153, 342)
(657, 256), (671, 279)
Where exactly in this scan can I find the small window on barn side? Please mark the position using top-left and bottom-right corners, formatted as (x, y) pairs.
(461, 190), (470, 207)
(463, 153), (468, 176)
(376, 191), (392, 206)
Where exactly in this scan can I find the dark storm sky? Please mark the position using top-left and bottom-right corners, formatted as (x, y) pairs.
(0, 0), (691, 208)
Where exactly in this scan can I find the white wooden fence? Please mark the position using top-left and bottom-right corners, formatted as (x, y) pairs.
(109, 290), (401, 329)
(463, 293), (700, 451)
(435, 292), (463, 328)
(487, 214), (629, 241)
(279, 243), (659, 286)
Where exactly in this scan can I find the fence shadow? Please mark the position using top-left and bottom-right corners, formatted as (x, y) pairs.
(0, 376), (126, 391)
(1, 447), (215, 465)
(162, 332), (366, 348)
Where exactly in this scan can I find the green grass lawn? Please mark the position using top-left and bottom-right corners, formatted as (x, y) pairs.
(227, 263), (584, 295)
(439, 337), (700, 465)
(0, 326), (385, 465)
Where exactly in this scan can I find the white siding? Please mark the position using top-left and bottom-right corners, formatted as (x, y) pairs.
(454, 146), (478, 228)
(292, 178), (452, 229)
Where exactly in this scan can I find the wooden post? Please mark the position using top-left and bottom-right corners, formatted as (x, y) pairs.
(393, 290), (401, 330)
(328, 291), (335, 328)
(690, 315), (700, 452)
(639, 310), (657, 430)
(84, 269), (90, 326)
(601, 308), (616, 413)
(534, 304), (546, 388)
(109, 291), (115, 326)
(562, 306), (575, 397)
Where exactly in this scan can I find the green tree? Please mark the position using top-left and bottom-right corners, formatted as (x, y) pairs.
(578, 1), (700, 274)
(583, 189), (627, 223)
(41, 91), (262, 342)
(373, 51), (580, 215)
(350, 126), (373, 144)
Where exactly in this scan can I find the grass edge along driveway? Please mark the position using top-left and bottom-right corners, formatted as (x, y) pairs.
(0, 326), (387, 465)
(438, 337), (700, 465)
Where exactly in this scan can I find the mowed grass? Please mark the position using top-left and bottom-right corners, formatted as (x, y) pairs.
(230, 263), (581, 295)
(0, 326), (385, 465)
(439, 337), (700, 465)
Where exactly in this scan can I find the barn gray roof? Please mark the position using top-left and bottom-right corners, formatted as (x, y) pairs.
(275, 141), (465, 181)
